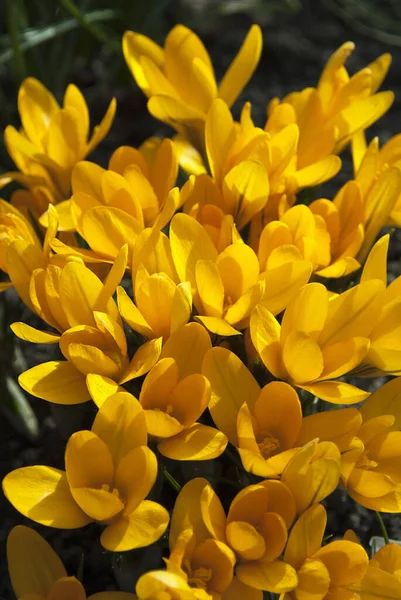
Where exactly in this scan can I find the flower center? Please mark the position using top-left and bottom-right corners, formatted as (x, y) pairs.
(100, 483), (123, 500)
(258, 433), (280, 459)
(355, 453), (378, 470)
(187, 567), (213, 590)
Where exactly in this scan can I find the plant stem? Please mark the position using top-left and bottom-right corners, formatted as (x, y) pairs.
(161, 465), (181, 493)
(58, 0), (120, 52)
(375, 511), (390, 544)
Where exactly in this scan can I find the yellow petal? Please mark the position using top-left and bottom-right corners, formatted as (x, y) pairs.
(161, 322), (212, 379)
(202, 346), (261, 444)
(217, 243), (260, 303)
(284, 504), (327, 568)
(59, 261), (118, 328)
(226, 520), (266, 561)
(2, 466), (91, 528)
(86, 374), (121, 408)
(236, 560), (298, 594)
(205, 98), (236, 183)
(195, 315), (241, 337)
(314, 540), (368, 587)
(122, 30), (164, 95)
(300, 381), (370, 404)
(295, 558), (330, 600)
(158, 422), (228, 460)
(117, 286), (154, 338)
(87, 98), (117, 155)
(100, 500), (169, 551)
(250, 304), (286, 379)
(281, 440), (341, 514)
(361, 376), (401, 428)
(170, 281), (192, 334)
(280, 283), (328, 344)
(282, 330), (324, 383)
(222, 160), (269, 230)
(68, 343), (120, 379)
(218, 25), (262, 107)
(259, 259), (312, 316)
(6, 239), (45, 311)
(7, 525), (67, 599)
(119, 337), (162, 384)
(291, 156), (341, 189)
(65, 430), (114, 489)
(319, 280), (384, 347)
(46, 109), (82, 168)
(115, 445), (158, 514)
(320, 337), (369, 380)
(92, 391), (147, 464)
(10, 322), (60, 344)
(361, 234), (389, 285)
(80, 206), (142, 260)
(18, 77), (60, 148)
(71, 487), (124, 522)
(195, 259), (224, 318)
(64, 84), (89, 142)
(18, 361), (89, 404)
(221, 576), (263, 600)
(170, 213), (218, 309)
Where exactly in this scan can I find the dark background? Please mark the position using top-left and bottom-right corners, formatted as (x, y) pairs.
(1, 0), (401, 597)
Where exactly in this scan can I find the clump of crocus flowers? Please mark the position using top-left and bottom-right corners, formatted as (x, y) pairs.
(2, 22), (401, 600)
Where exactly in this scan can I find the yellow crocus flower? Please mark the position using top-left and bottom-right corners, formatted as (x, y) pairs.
(281, 504), (369, 600)
(0, 198), (42, 293)
(3, 77), (116, 200)
(250, 281), (384, 403)
(170, 213), (311, 337)
(117, 266), (192, 342)
(269, 43), (393, 167)
(357, 543), (401, 599)
(139, 352), (227, 461)
(357, 235), (401, 375)
(123, 24), (262, 151)
(136, 570), (211, 600)
(3, 392), (169, 552)
(202, 346), (301, 477)
(51, 136), (179, 238)
(168, 477), (294, 596)
(7, 525), (135, 600)
(12, 247), (161, 404)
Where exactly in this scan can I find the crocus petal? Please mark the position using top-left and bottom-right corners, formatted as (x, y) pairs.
(19, 361), (90, 404)
(115, 445), (158, 514)
(86, 374), (121, 408)
(170, 374), (211, 427)
(65, 430), (114, 489)
(218, 25), (262, 107)
(300, 381), (370, 404)
(226, 520), (266, 561)
(202, 346), (261, 444)
(361, 376), (401, 428)
(170, 477), (226, 549)
(195, 259), (224, 318)
(47, 577), (86, 600)
(2, 466), (91, 528)
(70, 488), (124, 522)
(221, 577), (263, 600)
(117, 286), (154, 338)
(161, 322), (212, 379)
(7, 525), (67, 599)
(68, 343), (120, 379)
(205, 99), (235, 185)
(282, 330), (324, 384)
(158, 422), (228, 460)
(236, 560), (298, 594)
(87, 98), (117, 155)
(6, 239), (45, 311)
(89, 594), (137, 600)
(195, 315), (241, 336)
(284, 504), (327, 569)
(314, 540), (368, 587)
(250, 305), (286, 380)
(170, 213), (218, 308)
(10, 322), (60, 344)
(119, 337), (162, 384)
(92, 392), (147, 464)
(100, 500), (169, 552)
